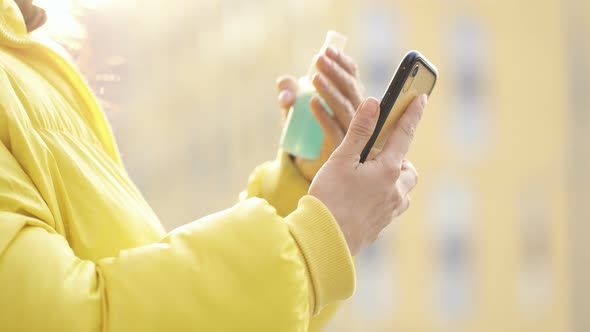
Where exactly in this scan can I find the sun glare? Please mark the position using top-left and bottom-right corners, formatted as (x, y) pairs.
(33, 0), (114, 47)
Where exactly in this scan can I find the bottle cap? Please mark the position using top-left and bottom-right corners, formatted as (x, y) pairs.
(306, 30), (347, 77)
(322, 30), (347, 53)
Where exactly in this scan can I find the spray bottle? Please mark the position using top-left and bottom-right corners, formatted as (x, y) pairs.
(280, 31), (347, 160)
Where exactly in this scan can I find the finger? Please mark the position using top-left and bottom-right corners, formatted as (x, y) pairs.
(377, 94), (427, 166)
(397, 161), (419, 196)
(312, 73), (354, 130)
(316, 54), (363, 109)
(326, 47), (360, 78)
(310, 96), (345, 147)
(276, 76), (297, 117)
(334, 97), (379, 160)
(277, 90), (295, 117)
(276, 75), (297, 93)
(393, 196), (411, 219)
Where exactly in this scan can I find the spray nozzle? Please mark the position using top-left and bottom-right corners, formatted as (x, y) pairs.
(306, 30), (347, 78)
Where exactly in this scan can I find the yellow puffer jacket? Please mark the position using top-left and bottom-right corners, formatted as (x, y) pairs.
(0, 1), (355, 331)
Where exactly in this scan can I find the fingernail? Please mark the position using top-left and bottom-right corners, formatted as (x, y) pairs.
(279, 90), (292, 104)
(310, 96), (329, 114)
(326, 46), (338, 58)
(419, 94), (428, 108)
(313, 73), (327, 88)
(318, 54), (332, 69)
(365, 98), (378, 118)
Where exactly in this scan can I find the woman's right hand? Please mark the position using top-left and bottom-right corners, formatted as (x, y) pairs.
(309, 95), (427, 256)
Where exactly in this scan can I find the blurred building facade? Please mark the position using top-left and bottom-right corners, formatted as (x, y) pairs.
(565, 0), (590, 331)
(70, 0), (588, 331)
(325, 1), (572, 331)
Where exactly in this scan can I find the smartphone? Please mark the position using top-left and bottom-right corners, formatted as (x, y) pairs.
(359, 51), (437, 163)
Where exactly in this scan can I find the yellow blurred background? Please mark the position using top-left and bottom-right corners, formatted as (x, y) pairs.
(37, 0), (589, 331)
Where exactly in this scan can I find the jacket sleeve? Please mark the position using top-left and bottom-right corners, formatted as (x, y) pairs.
(0, 141), (355, 331)
(240, 151), (354, 331)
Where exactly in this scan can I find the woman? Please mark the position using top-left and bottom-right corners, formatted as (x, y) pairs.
(0, 1), (425, 331)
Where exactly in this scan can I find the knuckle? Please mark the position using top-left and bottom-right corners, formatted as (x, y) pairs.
(390, 166), (402, 179)
(350, 119), (374, 137)
(383, 160), (402, 178)
(400, 121), (416, 141)
(383, 169), (399, 183)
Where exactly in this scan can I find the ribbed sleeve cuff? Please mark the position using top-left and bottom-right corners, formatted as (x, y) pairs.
(285, 195), (356, 314)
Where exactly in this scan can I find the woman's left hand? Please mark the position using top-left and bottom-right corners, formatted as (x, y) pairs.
(276, 47), (365, 182)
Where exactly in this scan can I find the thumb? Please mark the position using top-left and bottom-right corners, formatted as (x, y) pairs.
(334, 97), (379, 159)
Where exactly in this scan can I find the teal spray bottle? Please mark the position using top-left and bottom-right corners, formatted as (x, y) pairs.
(280, 31), (347, 160)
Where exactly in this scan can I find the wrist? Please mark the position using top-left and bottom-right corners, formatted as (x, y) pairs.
(308, 189), (360, 256)
(285, 195), (356, 313)
(290, 155), (314, 183)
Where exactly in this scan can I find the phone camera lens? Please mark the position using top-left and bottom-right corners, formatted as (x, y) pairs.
(411, 65), (419, 77)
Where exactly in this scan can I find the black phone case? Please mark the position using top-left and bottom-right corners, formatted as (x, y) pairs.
(359, 51), (437, 163)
